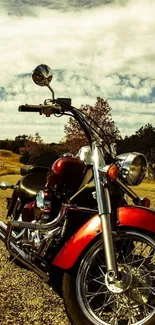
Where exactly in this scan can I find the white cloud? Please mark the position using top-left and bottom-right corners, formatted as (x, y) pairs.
(0, 0), (155, 143)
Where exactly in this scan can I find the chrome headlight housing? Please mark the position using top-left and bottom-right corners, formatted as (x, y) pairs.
(117, 152), (147, 186)
(76, 145), (92, 165)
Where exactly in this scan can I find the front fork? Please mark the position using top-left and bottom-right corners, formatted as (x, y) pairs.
(92, 144), (118, 283)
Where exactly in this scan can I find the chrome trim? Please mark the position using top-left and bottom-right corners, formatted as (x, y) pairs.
(0, 222), (49, 281)
(37, 227), (60, 256)
(92, 142), (118, 280)
(4, 221), (49, 282)
(117, 152), (147, 186)
(76, 145), (92, 165)
(116, 178), (139, 200)
(0, 221), (25, 241)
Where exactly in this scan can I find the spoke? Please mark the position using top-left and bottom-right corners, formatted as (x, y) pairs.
(87, 274), (105, 285)
(95, 253), (105, 266)
(95, 294), (116, 314)
(89, 278), (105, 285)
(127, 291), (135, 325)
(98, 266), (105, 276)
(126, 252), (155, 266)
(119, 240), (141, 262)
(131, 242), (141, 264)
(86, 290), (109, 298)
(137, 248), (154, 270)
(117, 238), (133, 263)
(145, 302), (155, 311)
(87, 272), (104, 280)
(79, 234), (155, 325)
(120, 248), (127, 264)
(141, 272), (152, 279)
(137, 284), (155, 295)
(87, 284), (106, 303)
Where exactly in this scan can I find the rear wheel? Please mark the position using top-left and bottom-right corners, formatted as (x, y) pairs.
(62, 230), (155, 325)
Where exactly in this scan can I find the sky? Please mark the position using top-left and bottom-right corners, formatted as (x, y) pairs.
(0, 0), (155, 143)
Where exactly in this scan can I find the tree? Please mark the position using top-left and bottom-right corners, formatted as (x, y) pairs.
(19, 133), (44, 164)
(19, 133), (69, 166)
(14, 135), (29, 153)
(64, 97), (121, 154)
(117, 123), (155, 162)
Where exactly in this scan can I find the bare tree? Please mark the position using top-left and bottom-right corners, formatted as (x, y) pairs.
(64, 97), (120, 154)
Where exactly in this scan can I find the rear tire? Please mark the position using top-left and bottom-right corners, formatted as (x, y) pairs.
(62, 230), (155, 325)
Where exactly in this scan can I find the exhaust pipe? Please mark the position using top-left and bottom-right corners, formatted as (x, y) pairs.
(0, 220), (50, 282)
(0, 221), (25, 242)
(0, 221), (17, 242)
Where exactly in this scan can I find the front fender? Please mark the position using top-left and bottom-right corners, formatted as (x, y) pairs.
(118, 205), (155, 233)
(52, 215), (101, 269)
(52, 205), (155, 270)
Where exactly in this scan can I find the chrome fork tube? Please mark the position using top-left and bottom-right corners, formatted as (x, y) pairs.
(92, 143), (118, 282)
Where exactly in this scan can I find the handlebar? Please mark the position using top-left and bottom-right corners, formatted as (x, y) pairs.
(18, 98), (72, 116)
(19, 105), (43, 113)
(18, 103), (63, 116)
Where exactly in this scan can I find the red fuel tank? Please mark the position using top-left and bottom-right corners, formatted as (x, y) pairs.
(47, 157), (86, 194)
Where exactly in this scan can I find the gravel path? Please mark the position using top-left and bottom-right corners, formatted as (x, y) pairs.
(0, 175), (69, 325)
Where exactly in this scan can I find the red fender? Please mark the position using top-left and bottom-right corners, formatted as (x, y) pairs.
(119, 205), (155, 232)
(52, 206), (155, 270)
(52, 215), (101, 269)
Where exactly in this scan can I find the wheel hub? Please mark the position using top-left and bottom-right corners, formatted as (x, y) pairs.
(105, 264), (132, 293)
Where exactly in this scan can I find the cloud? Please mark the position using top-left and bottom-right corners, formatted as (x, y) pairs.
(1, 0), (130, 16)
(0, 0), (155, 143)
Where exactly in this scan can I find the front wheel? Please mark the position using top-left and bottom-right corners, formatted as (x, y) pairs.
(62, 230), (155, 325)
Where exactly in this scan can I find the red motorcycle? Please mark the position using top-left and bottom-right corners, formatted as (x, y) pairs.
(0, 64), (155, 325)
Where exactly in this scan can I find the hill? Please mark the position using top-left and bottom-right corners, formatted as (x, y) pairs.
(0, 150), (22, 175)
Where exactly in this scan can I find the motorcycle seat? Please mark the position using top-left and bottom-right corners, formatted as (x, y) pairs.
(19, 172), (47, 197)
(20, 165), (49, 176)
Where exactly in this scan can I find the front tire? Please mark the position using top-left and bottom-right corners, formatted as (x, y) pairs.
(62, 230), (155, 325)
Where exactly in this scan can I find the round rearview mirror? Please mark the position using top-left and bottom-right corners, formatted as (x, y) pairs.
(32, 64), (53, 87)
(0, 181), (8, 190)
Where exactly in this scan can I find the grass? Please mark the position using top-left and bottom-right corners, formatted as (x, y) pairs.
(130, 181), (155, 209)
(0, 150), (22, 175)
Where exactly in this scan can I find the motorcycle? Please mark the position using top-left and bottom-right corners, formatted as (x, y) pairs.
(0, 144), (150, 226)
(0, 64), (155, 325)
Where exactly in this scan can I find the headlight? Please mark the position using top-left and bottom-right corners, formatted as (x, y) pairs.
(117, 152), (147, 186)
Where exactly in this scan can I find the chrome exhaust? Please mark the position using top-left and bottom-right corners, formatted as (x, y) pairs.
(0, 220), (50, 282)
(0, 221), (17, 242)
(0, 221), (26, 242)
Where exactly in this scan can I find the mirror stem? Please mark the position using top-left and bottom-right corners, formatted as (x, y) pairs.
(47, 85), (55, 101)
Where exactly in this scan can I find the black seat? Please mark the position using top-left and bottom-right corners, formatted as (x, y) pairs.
(19, 172), (47, 197)
(20, 165), (49, 176)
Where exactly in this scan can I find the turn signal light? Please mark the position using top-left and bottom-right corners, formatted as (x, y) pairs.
(106, 164), (119, 181)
